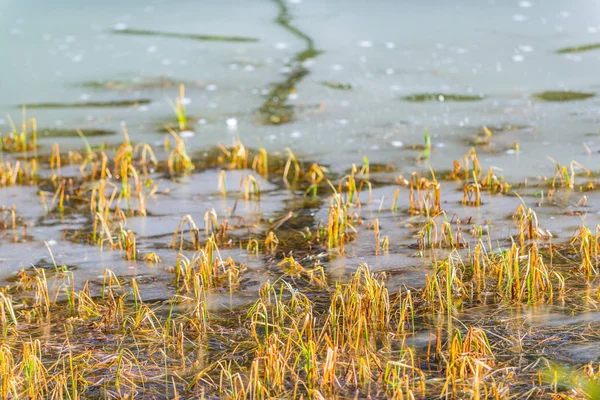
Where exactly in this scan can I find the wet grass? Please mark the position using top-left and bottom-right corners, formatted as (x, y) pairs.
(532, 91), (596, 102)
(402, 93), (485, 102)
(2, 125), (600, 398)
(21, 99), (152, 108)
(112, 28), (259, 43)
(3, 30), (600, 395)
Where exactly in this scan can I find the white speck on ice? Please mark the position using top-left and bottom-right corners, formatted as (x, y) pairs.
(288, 93), (299, 100)
(512, 54), (525, 62)
(206, 84), (217, 91)
(518, 45), (533, 52)
(181, 97), (191, 105)
(385, 41), (396, 49)
(275, 42), (288, 50)
(391, 141), (404, 148)
(338, 119), (348, 125)
(80, 93), (90, 100)
(331, 64), (343, 71)
(518, 1), (532, 7)
(161, 58), (172, 65)
(564, 54), (582, 62)
(290, 131), (302, 138)
(180, 130), (195, 138)
(226, 118), (238, 128)
(198, 119), (207, 125)
(113, 23), (127, 30)
(147, 45), (157, 53)
(358, 40), (373, 48)
(512, 14), (528, 22)
(438, 95), (445, 102)
(385, 68), (394, 75)
(244, 65), (255, 72)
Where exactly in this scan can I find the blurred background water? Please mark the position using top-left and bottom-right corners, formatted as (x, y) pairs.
(1, 0), (599, 176)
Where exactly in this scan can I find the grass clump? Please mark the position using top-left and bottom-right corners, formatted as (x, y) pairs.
(408, 172), (441, 217)
(2, 112), (37, 152)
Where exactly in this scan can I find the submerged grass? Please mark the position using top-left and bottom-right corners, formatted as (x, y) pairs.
(403, 93), (485, 102)
(22, 99), (152, 108)
(113, 28), (259, 42)
(257, 0), (323, 125)
(556, 43), (600, 54)
(38, 128), (116, 138)
(532, 91), (595, 102)
(321, 81), (352, 90)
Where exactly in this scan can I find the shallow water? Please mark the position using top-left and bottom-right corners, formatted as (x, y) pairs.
(2, 0), (600, 174)
(1, 0), (599, 308)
